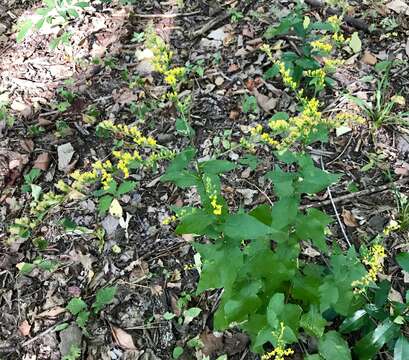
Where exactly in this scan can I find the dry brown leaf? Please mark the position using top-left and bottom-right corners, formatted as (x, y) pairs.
(112, 326), (137, 350)
(229, 110), (240, 121)
(342, 209), (358, 227)
(253, 89), (277, 113)
(362, 51), (377, 65)
(18, 320), (31, 336)
(200, 331), (224, 356)
(37, 306), (66, 318)
(227, 63), (239, 73)
(20, 139), (34, 153)
(33, 152), (50, 171)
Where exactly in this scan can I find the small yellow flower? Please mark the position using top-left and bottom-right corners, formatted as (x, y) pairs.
(210, 195), (222, 215)
(311, 39), (333, 53)
(352, 244), (386, 293)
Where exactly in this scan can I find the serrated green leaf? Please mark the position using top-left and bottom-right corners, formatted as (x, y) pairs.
(319, 331), (352, 360)
(161, 170), (199, 188)
(300, 305), (327, 337)
(266, 166), (297, 198)
(76, 310), (89, 329)
(396, 252), (409, 272)
(66, 298), (87, 315)
(116, 180), (137, 196)
(98, 195), (113, 216)
(199, 160), (236, 174)
(17, 20), (33, 43)
(175, 212), (215, 235)
(92, 286), (116, 313)
(354, 319), (400, 360)
(295, 209), (331, 251)
(222, 214), (270, 241)
(394, 336), (409, 360)
(163, 312), (176, 320)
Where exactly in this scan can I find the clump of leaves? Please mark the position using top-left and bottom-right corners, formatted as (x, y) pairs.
(66, 286), (117, 332)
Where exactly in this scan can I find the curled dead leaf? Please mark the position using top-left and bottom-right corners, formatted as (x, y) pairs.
(112, 326), (137, 350)
(33, 152), (50, 171)
(18, 320), (31, 336)
(342, 208), (358, 227)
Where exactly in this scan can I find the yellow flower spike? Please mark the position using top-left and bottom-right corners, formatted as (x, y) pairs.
(210, 195), (222, 216)
(311, 39), (333, 53)
(352, 244), (387, 293)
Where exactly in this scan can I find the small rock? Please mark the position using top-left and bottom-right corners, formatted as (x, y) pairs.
(57, 143), (74, 172)
(208, 27), (226, 41)
(215, 76), (224, 86)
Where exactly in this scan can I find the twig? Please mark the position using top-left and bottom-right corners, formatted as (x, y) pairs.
(22, 321), (65, 347)
(320, 156), (352, 247)
(190, 12), (230, 39)
(304, 0), (372, 33)
(132, 10), (200, 18)
(242, 178), (274, 206)
(327, 135), (353, 165)
(300, 177), (409, 210)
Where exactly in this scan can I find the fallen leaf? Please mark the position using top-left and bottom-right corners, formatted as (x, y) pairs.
(112, 326), (137, 350)
(109, 199), (123, 218)
(342, 208), (358, 227)
(362, 51), (377, 65)
(227, 63), (239, 73)
(200, 331), (224, 356)
(229, 110), (240, 120)
(253, 89), (277, 113)
(388, 287), (403, 303)
(33, 152), (50, 171)
(18, 320), (31, 336)
(20, 139), (34, 153)
(37, 306), (66, 318)
(11, 100), (32, 118)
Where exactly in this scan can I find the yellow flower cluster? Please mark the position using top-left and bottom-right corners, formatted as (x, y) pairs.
(145, 29), (173, 73)
(383, 220), (400, 236)
(333, 112), (366, 126)
(31, 191), (64, 215)
(332, 32), (346, 43)
(323, 58), (344, 71)
(164, 67), (185, 87)
(278, 61), (297, 91)
(311, 39), (333, 53)
(210, 194), (222, 215)
(162, 215), (177, 225)
(112, 150), (142, 178)
(99, 120), (157, 147)
(262, 322), (294, 360)
(352, 244), (386, 293)
(305, 68), (326, 90)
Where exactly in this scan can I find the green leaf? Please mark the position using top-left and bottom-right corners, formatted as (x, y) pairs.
(199, 160), (236, 174)
(175, 212), (216, 235)
(354, 319), (400, 360)
(349, 32), (362, 53)
(18, 262), (35, 274)
(183, 307), (202, 325)
(76, 310), (89, 329)
(98, 195), (113, 216)
(306, 356), (323, 360)
(161, 170), (199, 188)
(300, 305), (327, 337)
(266, 166), (297, 198)
(295, 208), (331, 251)
(116, 181), (137, 196)
(55, 323), (69, 331)
(239, 154), (259, 170)
(92, 286), (117, 313)
(319, 331), (352, 360)
(66, 298), (87, 315)
(396, 252), (409, 272)
(163, 312), (176, 320)
(222, 213), (271, 241)
(297, 155), (340, 194)
(172, 346), (183, 359)
(17, 20), (33, 43)
(339, 310), (369, 333)
(394, 336), (409, 360)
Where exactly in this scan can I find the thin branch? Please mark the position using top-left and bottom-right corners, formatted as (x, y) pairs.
(300, 177), (409, 210)
(132, 10), (201, 19)
(320, 156), (352, 247)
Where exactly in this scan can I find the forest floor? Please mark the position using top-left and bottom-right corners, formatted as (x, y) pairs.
(0, 0), (408, 359)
